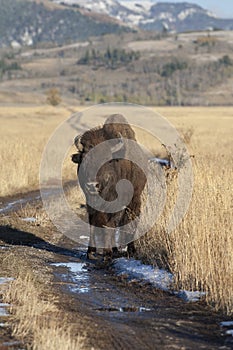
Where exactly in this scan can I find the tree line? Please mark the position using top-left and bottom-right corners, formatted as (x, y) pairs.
(77, 47), (140, 69)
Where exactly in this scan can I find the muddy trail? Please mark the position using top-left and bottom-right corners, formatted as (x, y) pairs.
(0, 192), (233, 350)
(52, 254), (232, 350)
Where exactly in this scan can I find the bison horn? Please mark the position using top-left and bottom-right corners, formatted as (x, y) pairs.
(71, 153), (81, 164)
(111, 133), (124, 154)
(74, 135), (83, 152)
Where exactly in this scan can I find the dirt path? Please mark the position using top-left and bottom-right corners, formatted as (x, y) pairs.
(51, 253), (232, 350)
(0, 194), (232, 349)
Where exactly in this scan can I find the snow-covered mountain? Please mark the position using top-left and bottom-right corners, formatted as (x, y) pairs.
(53, 0), (126, 15)
(52, 0), (153, 26)
(0, 0), (129, 48)
(52, 0), (233, 32)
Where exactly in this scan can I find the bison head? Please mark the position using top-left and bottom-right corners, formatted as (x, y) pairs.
(72, 116), (128, 198)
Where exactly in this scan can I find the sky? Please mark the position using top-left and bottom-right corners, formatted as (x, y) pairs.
(152, 0), (233, 18)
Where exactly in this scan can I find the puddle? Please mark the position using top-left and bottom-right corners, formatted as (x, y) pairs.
(0, 278), (14, 285)
(220, 321), (233, 338)
(95, 306), (152, 313)
(0, 199), (26, 214)
(0, 304), (9, 317)
(2, 341), (22, 347)
(0, 278), (13, 332)
(52, 262), (90, 294)
(221, 321), (233, 327)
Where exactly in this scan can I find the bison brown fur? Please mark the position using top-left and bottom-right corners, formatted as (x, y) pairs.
(72, 114), (147, 259)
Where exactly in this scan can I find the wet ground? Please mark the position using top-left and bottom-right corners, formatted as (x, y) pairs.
(51, 255), (233, 350)
(0, 193), (233, 349)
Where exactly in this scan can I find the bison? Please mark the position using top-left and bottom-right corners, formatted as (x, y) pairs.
(72, 114), (147, 260)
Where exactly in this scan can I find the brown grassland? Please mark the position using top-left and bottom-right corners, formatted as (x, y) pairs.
(0, 105), (232, 320)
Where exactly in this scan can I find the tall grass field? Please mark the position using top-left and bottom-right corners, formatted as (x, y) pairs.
(0, 105), (232, 315)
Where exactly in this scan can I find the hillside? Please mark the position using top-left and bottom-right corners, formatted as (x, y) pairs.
(0, 29), (233, 106)
(0, 0), (129, 48)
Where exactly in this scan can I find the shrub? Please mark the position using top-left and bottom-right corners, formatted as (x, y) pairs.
(46, 88), (62, 106)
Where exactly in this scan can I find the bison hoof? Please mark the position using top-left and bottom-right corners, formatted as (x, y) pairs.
(87, 252), (99, 260)
(103, 255), (112, 263)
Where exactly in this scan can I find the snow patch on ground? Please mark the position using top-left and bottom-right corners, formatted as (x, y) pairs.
(114, 258), (205, 302)
(114, 257), (173, 292)
(176, 290), (205, 302)
(21, 217), (37, 223)
(0, 323), (7, 327)
(225, 330), (233, 336)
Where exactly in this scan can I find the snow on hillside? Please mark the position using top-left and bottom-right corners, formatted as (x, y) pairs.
(120, 1), (153, 14)
(51, 0), (232, 32)
(53, 0), (124, 15)
(178, 8), (198, 21)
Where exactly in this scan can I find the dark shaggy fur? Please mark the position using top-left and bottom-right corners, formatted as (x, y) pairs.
(72, 114), (147, 259)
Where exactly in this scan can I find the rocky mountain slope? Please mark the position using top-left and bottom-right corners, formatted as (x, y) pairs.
(0, 0), (129, 48)
(52, 0), (233, 32)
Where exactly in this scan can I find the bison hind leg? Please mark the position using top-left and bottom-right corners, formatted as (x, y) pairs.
(112, 246), (119, 258)
(87, 224), (98, 260)
(127, 241), (136, 257)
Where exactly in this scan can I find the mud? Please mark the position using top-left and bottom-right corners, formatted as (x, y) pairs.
(51, 254), (233, 350)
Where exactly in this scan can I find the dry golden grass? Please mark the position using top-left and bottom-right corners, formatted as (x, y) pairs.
(1, 254), (86, 350)
(171, 159), (232, 314)
(0, 105), (79, 197)
(14, 203), (52, 227)
(1, 105), (232, 315)
(135, 107), (233, 315)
